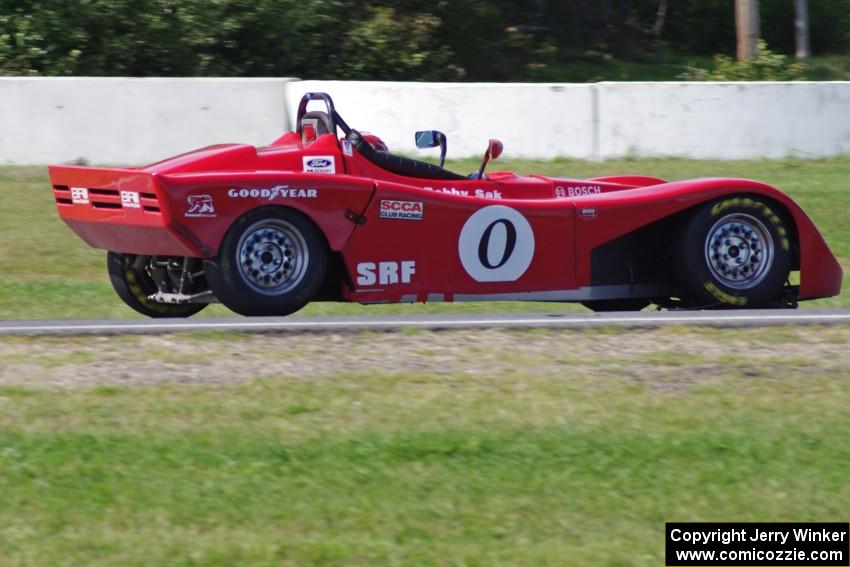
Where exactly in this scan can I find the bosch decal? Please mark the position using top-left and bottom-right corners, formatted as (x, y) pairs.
(356, 261), (416, 286)
(227, 186), (317, 200)
(185, 194), (216, 218)
(566, 185), (602, 196)
(303, 156), (336, 174)
(379, 200), (424, 221)
(458, 205), (535, 282)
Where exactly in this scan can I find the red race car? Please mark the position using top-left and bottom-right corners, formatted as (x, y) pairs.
(48, 92), (842, 317)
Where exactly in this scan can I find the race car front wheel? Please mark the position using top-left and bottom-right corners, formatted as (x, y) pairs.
(674, 196), (793, 308)
(204, 207), (328, 316)
(107, 252), (208, 318)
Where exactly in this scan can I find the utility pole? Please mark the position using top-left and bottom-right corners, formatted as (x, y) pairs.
(794, 0), (811, 59)
(653, 0), (668, 36)
(735, 0), (760, 60)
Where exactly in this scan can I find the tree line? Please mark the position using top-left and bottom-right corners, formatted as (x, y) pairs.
(1, 0), (847, 80)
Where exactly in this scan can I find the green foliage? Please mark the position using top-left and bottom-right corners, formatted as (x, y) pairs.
(341, 7), (453, 80)
(681, 41), (807, 81)
(0, 0), (847, 80)
(0, 0), (465, 79)
(0, 12), (69, 75)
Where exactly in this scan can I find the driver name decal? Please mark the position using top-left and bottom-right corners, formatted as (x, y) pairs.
(424, 187), (503, 200)
(458, 205), (535, 282)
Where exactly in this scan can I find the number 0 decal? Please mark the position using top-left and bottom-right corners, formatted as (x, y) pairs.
(458, 205), (535, 282)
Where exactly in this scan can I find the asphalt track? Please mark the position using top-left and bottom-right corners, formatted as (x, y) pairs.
(1, 309), (850, 336)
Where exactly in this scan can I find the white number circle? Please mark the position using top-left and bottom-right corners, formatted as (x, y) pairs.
(458, 205), (535, 282)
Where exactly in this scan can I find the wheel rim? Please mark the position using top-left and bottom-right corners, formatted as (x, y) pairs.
(236, 219), (309, 295)
(704, 213), (774, 290)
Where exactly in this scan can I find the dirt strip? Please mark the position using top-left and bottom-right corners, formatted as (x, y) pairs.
(0, 326), (848, 389)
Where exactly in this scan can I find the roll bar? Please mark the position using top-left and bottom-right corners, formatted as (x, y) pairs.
(295, 92), (337, 134)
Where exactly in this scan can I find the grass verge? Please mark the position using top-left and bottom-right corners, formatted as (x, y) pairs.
(0, 326), (848, 565)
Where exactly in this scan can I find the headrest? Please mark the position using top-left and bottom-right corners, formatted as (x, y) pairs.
(299, 111), (333, 144)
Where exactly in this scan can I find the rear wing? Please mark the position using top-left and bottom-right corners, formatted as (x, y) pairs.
(48, 165), (165, 216)
(48, 165), (204, 256)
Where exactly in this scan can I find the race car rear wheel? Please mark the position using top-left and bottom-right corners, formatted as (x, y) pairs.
(107, 252), (208, 318)
(203, 207), (328, 316)
(674, 197), (793, 308)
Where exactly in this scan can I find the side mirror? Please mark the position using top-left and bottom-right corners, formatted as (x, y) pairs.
(476, 138), (504, 180)
(487, 139), (503, 160)
(414, 130), (447, 168)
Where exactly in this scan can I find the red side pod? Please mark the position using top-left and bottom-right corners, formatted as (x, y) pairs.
(157, 171), (376, 256)
(339, 180), (577, 304)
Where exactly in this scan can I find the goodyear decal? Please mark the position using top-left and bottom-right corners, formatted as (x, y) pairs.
(703, 281), (748, 306)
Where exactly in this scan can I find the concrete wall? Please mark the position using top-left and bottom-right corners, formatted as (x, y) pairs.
(1, 77), (849, 164)
(286, 81), (596, 160)
(0, 77), (295, 165)
(597, 81), (850, 159)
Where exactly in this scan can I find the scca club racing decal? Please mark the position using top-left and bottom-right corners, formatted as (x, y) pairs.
(379, 200), (424, 221)
(458, 205), (535, 282)
(303, 156), (336, 174)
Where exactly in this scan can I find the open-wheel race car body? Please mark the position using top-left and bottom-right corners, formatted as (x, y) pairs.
(48, 92), (842, 317)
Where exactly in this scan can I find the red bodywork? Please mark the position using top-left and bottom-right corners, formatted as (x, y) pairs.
(49, 122), (842, 306)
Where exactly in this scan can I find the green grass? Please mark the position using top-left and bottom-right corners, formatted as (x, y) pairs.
(1, 158), (848, 319)
(0, 326), (848, 566)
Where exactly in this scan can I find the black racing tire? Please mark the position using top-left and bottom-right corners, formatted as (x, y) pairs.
(203, 207), (328, 316)
(107, 252), (208, 318)
(673, 196), (793, 308)
(581, 299), (650, 312)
